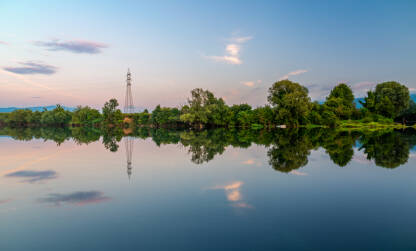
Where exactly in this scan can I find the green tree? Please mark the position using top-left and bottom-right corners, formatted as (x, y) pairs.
(8, 109), (33, 126)
(40, 105), (72, 126)
(267, 80), (311, 126)
(237, 110), (254, 128)
(253, 106), (274, 128)
(321, 109), (338, 127)
(324, 83), (355, 119)
(102, 99), (122, 126)
(71, 106), (102, 126)
(151, 105), (181, 127)
(396, 99), (416, 123)
(180, 88), (228, 128)
(361, 81), (410, 118)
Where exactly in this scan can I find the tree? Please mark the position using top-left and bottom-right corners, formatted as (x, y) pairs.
(206, 98), (229, 126)
(308, 102), (339, 127)
(40, 105), (72, 126)
(360, 91), (376, 113)
(71, 106), (102, 126)
(8, 109), (33, 126)
(324, 83), (355, 119)
(321, 110), (338, 127)
(361, 81), (410, 118)
(228, 104), (252, 127)
(267, 80), (311, 126)
(151, 105), (181, 127)
(253, 106), (274, 128)
(237, 110), (254, 128)
(102, 99), (122, 126)
(396, 99), (416, 123)
(328, 83), (355, 104)
(40, 110), (55, 125)
(132, 110), (151, 125)
(375, 95), (395, 118)
(180, 88), (228, 128)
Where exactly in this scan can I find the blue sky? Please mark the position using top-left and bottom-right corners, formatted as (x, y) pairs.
(0, 0), (415, 108)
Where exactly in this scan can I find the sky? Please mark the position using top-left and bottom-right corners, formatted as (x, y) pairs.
(0, 0), (415, 109)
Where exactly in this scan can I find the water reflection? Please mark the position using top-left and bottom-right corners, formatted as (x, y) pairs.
(125, 136), (134, 179)
(5, 170), (57, 183)
(359, 131), (410, 168)
(1, 126), (416, 250)
(38, 191), (110, 207)
(209, 181), (253, 209)
(0, 198), (12, 204)
(1, 126), (415, 171)
(267, 129), (311, 173)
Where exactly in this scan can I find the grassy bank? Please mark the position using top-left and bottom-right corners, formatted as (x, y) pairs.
(338, 120), (409, 131)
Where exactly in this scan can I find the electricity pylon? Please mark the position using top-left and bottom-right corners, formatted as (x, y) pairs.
(124, 69), (134, 113)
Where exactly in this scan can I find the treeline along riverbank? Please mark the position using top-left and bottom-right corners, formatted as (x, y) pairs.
(1, 80), (415, 129)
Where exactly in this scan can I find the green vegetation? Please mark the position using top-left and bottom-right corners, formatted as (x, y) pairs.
(360, 81), (410, 119)
(1, 126), (414, 171)
(0, 80), (415, 129)
(102, 99), (122, 126)
(267, 79), (311, 126)
(324, 83), (356, 120)
(71, 106), (102, 126)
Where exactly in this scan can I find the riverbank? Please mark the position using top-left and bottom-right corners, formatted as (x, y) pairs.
(337, 120), (411, 130)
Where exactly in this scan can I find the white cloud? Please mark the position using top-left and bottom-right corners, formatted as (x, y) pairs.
(242, 81), (255, 87)
(207, 35), (252, 65)
(279, 69), (308, 80)
(242, 80), (261, 87)
(232, 36), (253, 43)
(226, 44), (240, 56)
(210, 55), (242, 65)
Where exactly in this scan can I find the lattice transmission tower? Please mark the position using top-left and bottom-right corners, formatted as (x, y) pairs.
(124, 69), (134, 113)
(125, 136), (134, 180)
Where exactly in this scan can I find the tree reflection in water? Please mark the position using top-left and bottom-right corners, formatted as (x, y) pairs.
(358, 130), (410, 168)
(1, 126), (414, 170)
(267, 129), (312, 173)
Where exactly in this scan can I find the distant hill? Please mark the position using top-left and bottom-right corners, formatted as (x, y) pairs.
(0, 105), (149, 113)
(354, 94), (416, 108)
(0, 105), (76, 113)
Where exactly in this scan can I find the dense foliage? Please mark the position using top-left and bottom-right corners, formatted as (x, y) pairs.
(102, 99), (123, 126)
(324, 83), (356, 120)
(0, 80), (414, 129)
(267, 80), (311, 126)
(360, 81), (410, 118)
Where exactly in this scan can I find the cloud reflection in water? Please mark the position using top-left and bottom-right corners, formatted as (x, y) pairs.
(38, 191), (110, 207)
(209, 181), (253, 209)
(5, 170), (57, 183)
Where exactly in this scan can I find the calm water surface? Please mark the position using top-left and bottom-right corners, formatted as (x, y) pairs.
(1, 128), (416, 250)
